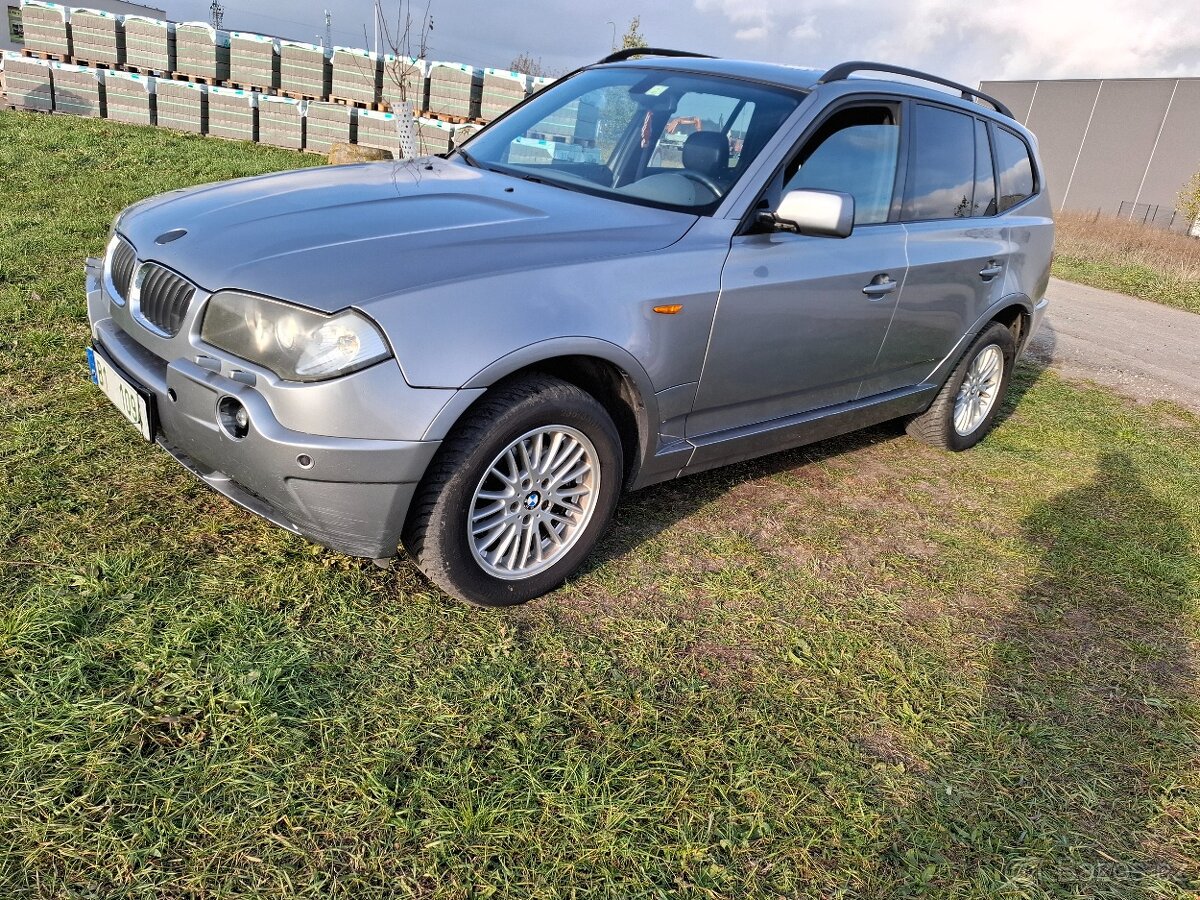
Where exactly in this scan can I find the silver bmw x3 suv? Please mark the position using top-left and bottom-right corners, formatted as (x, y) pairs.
(86, 51), (1053, 605)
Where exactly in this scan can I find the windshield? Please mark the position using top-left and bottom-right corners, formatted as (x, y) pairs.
(459, 66), (804, 214)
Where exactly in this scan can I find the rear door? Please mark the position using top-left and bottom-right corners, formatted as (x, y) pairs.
(863, 103), (1009, 397)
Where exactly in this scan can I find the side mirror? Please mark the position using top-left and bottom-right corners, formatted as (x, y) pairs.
(761, 189), (855, 238)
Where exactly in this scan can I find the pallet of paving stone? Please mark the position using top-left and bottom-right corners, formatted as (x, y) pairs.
(229, 30), (279, 92)
(415, 114), (460, 154)
(480, 67), (528, 122)
(330, 46), (381, 106)
(356, 107), (405, 155)
(68, 7), (123, 66)
(121, 14), (173, 73)
(19, 1), (72, 57)
(305, 99), (354, 153)
(425, 59), (481, 119)
(155, 78), (206, 133)
(257, 93), (305, 149)
(175, 21), (230, 82)
(103, 67), (153, 125)
(278, 39), (330, 100)
(50, 59), (103, 116)
(206, 84), (255, 141)
(3, 50), (55, 111)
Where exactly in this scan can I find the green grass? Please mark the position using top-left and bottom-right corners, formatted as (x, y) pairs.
(2, 110), (1200, 898)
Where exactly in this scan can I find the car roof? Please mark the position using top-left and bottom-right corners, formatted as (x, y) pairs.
(596, 56), (1021, 126)
(598, 56), (826, 92)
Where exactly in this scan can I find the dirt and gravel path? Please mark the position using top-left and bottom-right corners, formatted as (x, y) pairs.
(1025, 277), (1200, 413)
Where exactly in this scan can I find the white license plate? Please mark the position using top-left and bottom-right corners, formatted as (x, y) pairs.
(87, 346), (153, 441)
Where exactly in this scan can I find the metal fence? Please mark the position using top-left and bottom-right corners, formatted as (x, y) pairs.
(1114, 201), (1190, 233)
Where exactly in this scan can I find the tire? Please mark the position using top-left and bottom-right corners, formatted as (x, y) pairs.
(905, 321), (1016, 451)
(401, 374), (623, 606)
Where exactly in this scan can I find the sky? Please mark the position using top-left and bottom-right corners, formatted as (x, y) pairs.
(165, 0), (1200, 86)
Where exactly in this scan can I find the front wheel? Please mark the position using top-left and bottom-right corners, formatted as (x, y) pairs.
(906, 322), (1016, 451)
(402, 374), (623, 606)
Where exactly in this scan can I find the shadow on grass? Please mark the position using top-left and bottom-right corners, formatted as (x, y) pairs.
(584, 356), (1049, 575)
(869, 450), (1197, 894)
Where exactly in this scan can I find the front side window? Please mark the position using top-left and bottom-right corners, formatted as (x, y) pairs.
(902, 103), (977, 220)
(783, 105), (900, 225)
(460, 67), (803, 214)
(994, 126), (1036, 212)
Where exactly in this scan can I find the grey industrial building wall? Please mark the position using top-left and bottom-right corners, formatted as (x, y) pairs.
(981, 77), (1200, 229)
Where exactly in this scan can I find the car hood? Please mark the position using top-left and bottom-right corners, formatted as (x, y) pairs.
(117, 159), (698, 312)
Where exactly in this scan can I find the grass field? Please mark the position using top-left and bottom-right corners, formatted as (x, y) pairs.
(2, 110), (1199, 898)
(1052, 211), (1200, 314)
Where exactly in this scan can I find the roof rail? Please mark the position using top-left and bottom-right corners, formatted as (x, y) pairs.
(598, 48), (716, 65)
(817, 61), (1014, 119)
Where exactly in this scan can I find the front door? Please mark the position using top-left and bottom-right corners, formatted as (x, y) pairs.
(688, 102), (907, 437)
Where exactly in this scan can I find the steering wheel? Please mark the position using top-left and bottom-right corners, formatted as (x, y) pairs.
(678, 169), (723, 199)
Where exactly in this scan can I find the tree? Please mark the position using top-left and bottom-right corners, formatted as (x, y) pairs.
(376, 0), (433, 157)
(1178, 170), (1200, 237)
(509, 51), (547, 78)
(619, 16), (646, 51)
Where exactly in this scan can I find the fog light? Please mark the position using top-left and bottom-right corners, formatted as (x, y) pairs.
(218, 396), (250, 440)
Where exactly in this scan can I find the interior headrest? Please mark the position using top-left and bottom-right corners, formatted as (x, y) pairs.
(682, 131), (730, 177)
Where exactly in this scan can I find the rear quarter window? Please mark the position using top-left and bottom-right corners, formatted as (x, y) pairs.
(993, 126), (1036, 212)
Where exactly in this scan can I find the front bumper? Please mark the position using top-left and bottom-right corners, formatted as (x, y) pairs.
(86, 260), (441, 559)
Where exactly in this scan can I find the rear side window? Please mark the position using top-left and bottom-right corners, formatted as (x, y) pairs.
(993, 126), (1036, 212)
(902, 104), (976, 220)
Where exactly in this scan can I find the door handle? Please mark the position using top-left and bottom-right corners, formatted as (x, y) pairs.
(862, 275), (897, 299)
(979, 261), (1003, 281)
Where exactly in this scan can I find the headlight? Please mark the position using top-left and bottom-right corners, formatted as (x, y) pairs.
(200, 292), (392, 382)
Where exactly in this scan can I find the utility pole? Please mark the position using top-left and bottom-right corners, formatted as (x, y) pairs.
(208, 0), (223, 30)
(372, 0), (381, 57)
(323, 9), (332, 49)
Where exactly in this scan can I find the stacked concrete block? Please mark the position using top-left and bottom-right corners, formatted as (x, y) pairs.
(18, 1), (71, 57)
(508, 136), (594, 165)
(355, 108), (401, 155)
(2, 51), (55, 110)
(305, 100), (354, 153)
(279, 40), (330, 98)
(122, 15), (174, 73)
(50, 61), (104, 116)
(206, 85), (256, 141)
(530, 98), (599, 143)
(528, 75), (556, 96)
(380, 56), (426, 111)
(103, 69), (154, 125)
(330, 47), (381, 105)
(258, 94), (305, 149)
(425, 60), (481, 119)
(415, 115), (456, 154)
(155, 79), (206, 132)
(175, 22), (230, 82)
(480, 68), (529, 122)
(67, 7), (123, 65)
(229, 31), (279, 90)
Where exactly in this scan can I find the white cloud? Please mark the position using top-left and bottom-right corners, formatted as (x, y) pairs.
(735, 26), (769, 41)
(692, 0), (1200, 82)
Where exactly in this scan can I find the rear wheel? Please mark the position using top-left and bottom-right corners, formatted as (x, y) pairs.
(906, 322), (1016, 451)
(402, 374), (622, 606)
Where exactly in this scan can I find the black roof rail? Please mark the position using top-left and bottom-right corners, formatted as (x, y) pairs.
(598, 47), (716, 65)
(817, 61), (1014, 119)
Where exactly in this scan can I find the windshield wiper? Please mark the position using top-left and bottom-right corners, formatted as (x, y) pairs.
(456, 147), (481, 168)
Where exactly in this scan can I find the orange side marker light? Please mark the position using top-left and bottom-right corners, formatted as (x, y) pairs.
(653, 304), (684, 315)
